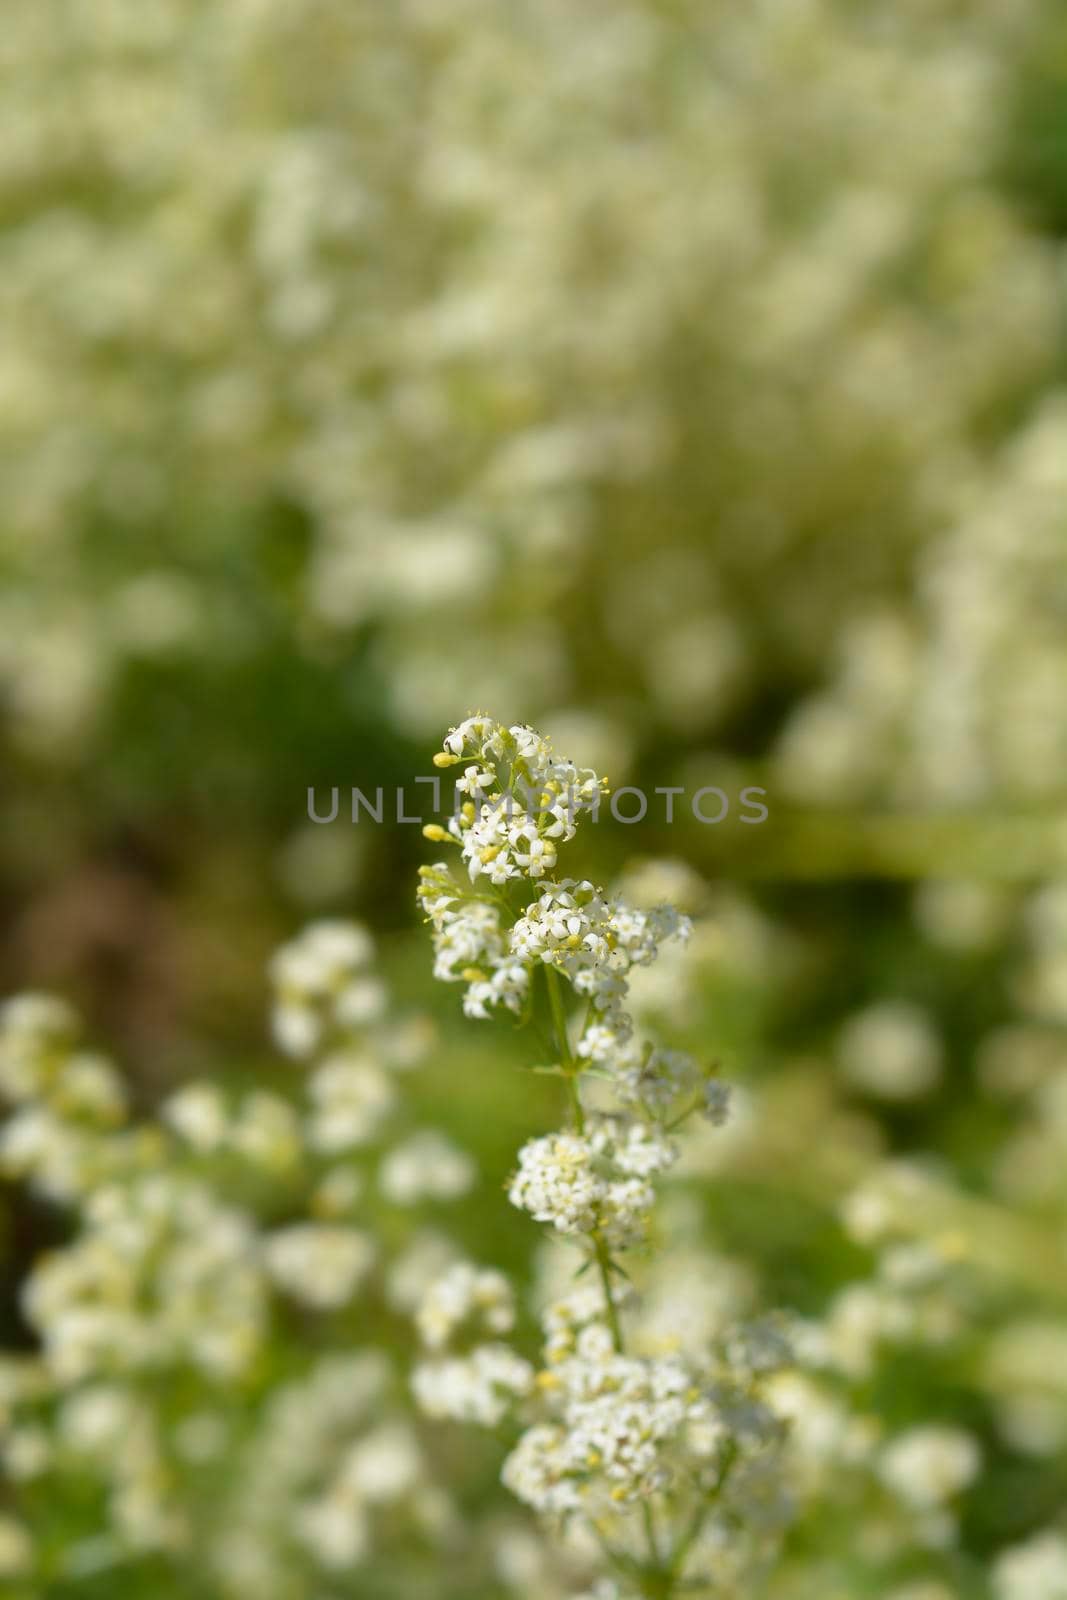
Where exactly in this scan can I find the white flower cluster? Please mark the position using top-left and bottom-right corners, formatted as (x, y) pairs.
(503, 1323), (716, 1516)
(878, 1425), (981, 1512)
(412, 1260), (796, 1561)
(508, 1119), (677, 1249)
(0, 994), (131, 1202)
(412, 1259), (530, 1426)
(263, 1223), (377, 1311)
(413, 1344), (535, 1428)
(417, 863), (527, 1020)
(164, 1082), (303, 1172)
(167, 923), (474, 1220)
(416, 1269), (793, 1573)
(290, 1416), (424, 1572)
(379, 1129), (475, 1206)
(0, 920), (479, 1592)
(433, 717), (606, 885)
(513, 880), (691, 1027)
(421, 717), (728, 1271)
(415, 1261), (516, 1350)
(304, 1049), (396, 1153)
(420, 723), (718, 1137)
(269, 919), (386, 1057)
(217, 1353), (437, 1592)
(25, 1175), (265, 1387)
(2, 0), (1056, 782)
(541, 1282), (634, 1367)
(775, 396), (1067, 816)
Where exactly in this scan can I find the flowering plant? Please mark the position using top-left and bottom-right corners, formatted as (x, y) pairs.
(414, 717), (793, 1600)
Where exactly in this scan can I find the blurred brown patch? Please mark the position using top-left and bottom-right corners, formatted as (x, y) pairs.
(9, 864), (183, 1093)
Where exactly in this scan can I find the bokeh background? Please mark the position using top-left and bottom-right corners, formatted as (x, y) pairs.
(3, 1), (1067, 1596)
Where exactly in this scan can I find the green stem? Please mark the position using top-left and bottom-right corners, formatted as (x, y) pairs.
(566, 1073), (586, 1136)
(642, 1500), (661, 1567)
(545, 963), (585, 1134)
(668, 1497), (710, 1576)
(592, 1232), (625, 1353)
(666, 1443), (740, 1587)
(663, 1094), (702, 1134)
(544, 963), (573, 1065)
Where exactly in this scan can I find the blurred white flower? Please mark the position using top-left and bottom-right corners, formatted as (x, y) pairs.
(878, 1426), (980, 1509)
(837, 1001), (943, 1101)
(263, 1224), (376, 1310)
(379, 1131), (474, 1205)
